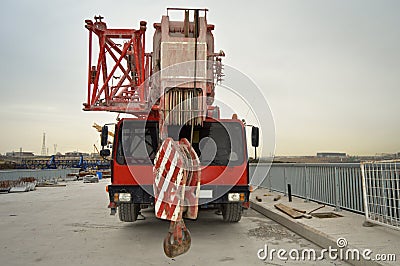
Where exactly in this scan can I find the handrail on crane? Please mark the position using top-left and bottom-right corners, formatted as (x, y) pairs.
(166, 8), (209, 18)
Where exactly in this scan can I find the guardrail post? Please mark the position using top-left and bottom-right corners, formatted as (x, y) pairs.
(334, 167), (341, 211)
(283, 168), (287, 196)
(268, 171), (272, 192)
(380, 164), (388, 218)
(304, 165), (309, 202)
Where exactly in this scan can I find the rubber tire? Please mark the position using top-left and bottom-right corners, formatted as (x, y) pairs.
(118, 203), (139, 222)
(222, 203), (242, 222)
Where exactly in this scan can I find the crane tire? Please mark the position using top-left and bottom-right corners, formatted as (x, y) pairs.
(222, 203), (242, 222)
(118, 203), (139, 222)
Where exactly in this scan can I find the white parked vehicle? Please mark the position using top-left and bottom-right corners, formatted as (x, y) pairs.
(83, 175), (99, 183)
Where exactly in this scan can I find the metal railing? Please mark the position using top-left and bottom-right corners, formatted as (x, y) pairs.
(250, 163), (365, 214)
(0, 168), (80, 182)
(361, 160), (400, 230)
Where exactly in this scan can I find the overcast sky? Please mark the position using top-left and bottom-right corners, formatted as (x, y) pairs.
(0, 0), (399, 156)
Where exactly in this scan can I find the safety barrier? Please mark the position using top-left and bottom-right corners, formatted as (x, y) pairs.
(361, 160), (400, 230)
(0, 168), (80, 182)
(250, 163), (364, 214)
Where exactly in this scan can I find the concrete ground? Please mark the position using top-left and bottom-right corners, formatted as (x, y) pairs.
(250, 188), (400, 266)
(0, 179), (347, 266)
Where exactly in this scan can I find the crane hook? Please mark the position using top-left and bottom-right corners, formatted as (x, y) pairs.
(163, 219), (191, 258)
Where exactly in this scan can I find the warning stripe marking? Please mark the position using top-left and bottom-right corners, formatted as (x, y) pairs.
(154, 138), (187, 221)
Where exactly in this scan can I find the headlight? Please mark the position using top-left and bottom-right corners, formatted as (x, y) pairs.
(228, 193), (240, 202)
(118, 193), (131, 202)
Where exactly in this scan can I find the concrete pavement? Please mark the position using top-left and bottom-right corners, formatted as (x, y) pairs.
(0, 179), (347, 266)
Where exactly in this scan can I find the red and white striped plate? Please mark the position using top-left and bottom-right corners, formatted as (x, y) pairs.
(153, 138), (200, 221)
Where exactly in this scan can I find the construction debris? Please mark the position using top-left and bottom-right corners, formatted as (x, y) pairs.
(292, 208), (306, 214)
(274, 203), (312, 219)
(274, 203), (303, 219)
(36, 182), (66, 187)
(0, 177), (37, 193)
(307, 204), (325, 215)
(273, 195), (281, 201)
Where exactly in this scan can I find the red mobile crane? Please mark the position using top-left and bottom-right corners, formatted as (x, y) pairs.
(83, 8), (259, 257)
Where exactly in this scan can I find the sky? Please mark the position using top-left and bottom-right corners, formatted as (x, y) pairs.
(0, 0), (399, 156)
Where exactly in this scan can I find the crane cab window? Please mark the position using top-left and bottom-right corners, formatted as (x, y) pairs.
(116, 121), (159, 165)
(168, 121), (245, 166)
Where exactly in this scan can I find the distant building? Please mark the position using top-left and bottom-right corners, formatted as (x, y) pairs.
(6, 151), (35, 157)
(317, 152), (347, 158)
(65, 152), (89, 157)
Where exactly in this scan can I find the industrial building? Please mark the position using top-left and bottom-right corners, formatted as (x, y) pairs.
(316, 152), (347, 158)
